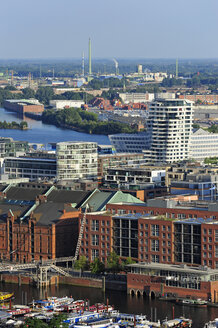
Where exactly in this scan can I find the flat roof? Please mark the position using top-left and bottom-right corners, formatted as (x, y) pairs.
(128, 262), (218, 275)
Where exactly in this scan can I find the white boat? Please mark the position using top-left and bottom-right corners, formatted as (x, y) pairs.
(204, 318), (218, 328)
(162, 317), (192, 328)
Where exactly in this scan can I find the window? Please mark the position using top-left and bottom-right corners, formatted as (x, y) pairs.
(91, 220), (99, 231)
(151, 255), (159, 263)
(162, 233), (166, 239)
(91, 234), (99, 246)
(151, 224), (159, 236)
(215, 245), (218, 257)
(151, 240), (159, 252)
(215, 230), (218, 242)
(92, 249), (99, 260)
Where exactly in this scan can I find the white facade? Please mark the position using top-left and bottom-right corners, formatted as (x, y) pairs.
(190, 128), (218, 161)
(148, 99), (193, 163)
(56, 141), (97, 180)
(50, 100), (85, 109)
(119, 93), (154, 104)
(109, 133), (150, 153)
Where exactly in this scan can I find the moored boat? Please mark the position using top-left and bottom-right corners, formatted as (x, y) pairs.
(175, 298), (208, 307)
(0, 292), (14, 302)
(204, 318), (218, 328)
(162, 317), (192, 328)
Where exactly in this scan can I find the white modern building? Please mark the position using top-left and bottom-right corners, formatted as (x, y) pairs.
(49, 100), (85, 109)
(119, 93), (154, 104)
(56, 141), (98, 180)
(109, 133), (150, 153)
(190, 128), (218, 161)
(147, 99), (193, 163)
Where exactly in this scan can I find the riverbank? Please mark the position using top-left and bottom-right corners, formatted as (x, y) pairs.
(0, 272), (126, 293)
(0, 107), (110, 144)
(42, 108), (137, 135)
(0, 121), (28, 130)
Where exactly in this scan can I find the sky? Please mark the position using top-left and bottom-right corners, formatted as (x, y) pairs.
(1, 0), (218, 59)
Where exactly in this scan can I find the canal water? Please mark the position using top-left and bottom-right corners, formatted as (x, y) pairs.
(0, 282), (217, 328)
(0, 108), (110, 145)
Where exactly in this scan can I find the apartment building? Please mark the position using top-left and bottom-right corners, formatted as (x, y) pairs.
(98, 153), (145, 178)
(147, 99), (193, 163)
(0, 138), (29, 158)
(104, 166), (165, 189)
(56, 141), (98, 180)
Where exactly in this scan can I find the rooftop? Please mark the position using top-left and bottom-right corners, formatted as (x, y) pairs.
(127, 262), (218, 275)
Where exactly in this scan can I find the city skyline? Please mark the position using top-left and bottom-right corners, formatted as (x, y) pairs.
(1, 0), (218, 59)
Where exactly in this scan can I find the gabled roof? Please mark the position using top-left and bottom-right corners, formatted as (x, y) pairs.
(82, 189), (144, 212)
(46, 190), (92, 207)
(192, 128), (211, 135)
(6, 187), (48, 201)
(33, 202), (77, 226)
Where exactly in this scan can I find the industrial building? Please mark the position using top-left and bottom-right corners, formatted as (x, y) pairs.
(49, 100), (85, 109)
(3, 99), (44, 114)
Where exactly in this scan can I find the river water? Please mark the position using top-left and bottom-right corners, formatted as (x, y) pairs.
(0, 282), (217, 328)
(0, 108), (110, 145)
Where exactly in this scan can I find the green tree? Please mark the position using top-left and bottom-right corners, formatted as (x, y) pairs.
(23, 317), (48, 328)
(74, 256), (89, 272)
(20, 121), (28, 129)
(36, 87), (54, 105)
(22, 87), (35, 99)
(107, 251), (120, 273)
(90, 258), (105, 274)
(48, 314), (68, 328)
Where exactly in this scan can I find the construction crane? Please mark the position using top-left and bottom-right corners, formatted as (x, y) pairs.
(72, 204), (88, 266)
(113, 59), (119, 75)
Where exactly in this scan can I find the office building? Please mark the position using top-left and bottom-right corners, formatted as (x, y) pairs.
(190, 128), (218, 161)
(109, 133), (150, 153)
(4, 154), (56, 181)
(56, 141), (98, 180)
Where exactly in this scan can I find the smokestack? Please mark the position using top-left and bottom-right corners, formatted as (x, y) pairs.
(89, 38), (92, 76)
(82, 51), (85, 77)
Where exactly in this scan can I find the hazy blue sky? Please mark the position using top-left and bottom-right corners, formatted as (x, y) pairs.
(1, 0), (218, 59)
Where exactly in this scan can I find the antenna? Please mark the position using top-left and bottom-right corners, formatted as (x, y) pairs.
(82, 51), (85, 77)
(89, 38), (92, 76)
(28, 72), (31, 88)
(11, 70), (13, 86)
(176, 58), (178, 79)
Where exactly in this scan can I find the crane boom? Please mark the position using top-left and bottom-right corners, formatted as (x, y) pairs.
(72, 205), (88, 265)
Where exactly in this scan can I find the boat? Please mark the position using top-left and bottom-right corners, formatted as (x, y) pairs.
(71, 317), (119, 328)
(204, 318), (218, 328)
(162, 317), (192, 328)
(0, 292), (14, 302)
(8, 307), (31, 317)
(175, 298), (208, 307)
(112, 313), (161, 328)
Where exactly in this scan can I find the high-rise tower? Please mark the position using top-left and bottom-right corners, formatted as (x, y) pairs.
(89, 38), (92, 76)
(147, 98), (193, 163)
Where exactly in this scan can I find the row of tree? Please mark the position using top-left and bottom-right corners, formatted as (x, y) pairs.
(0, 120), (28, 130)
(42, 107), (137, 135)
(74, 252), (135, 274)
